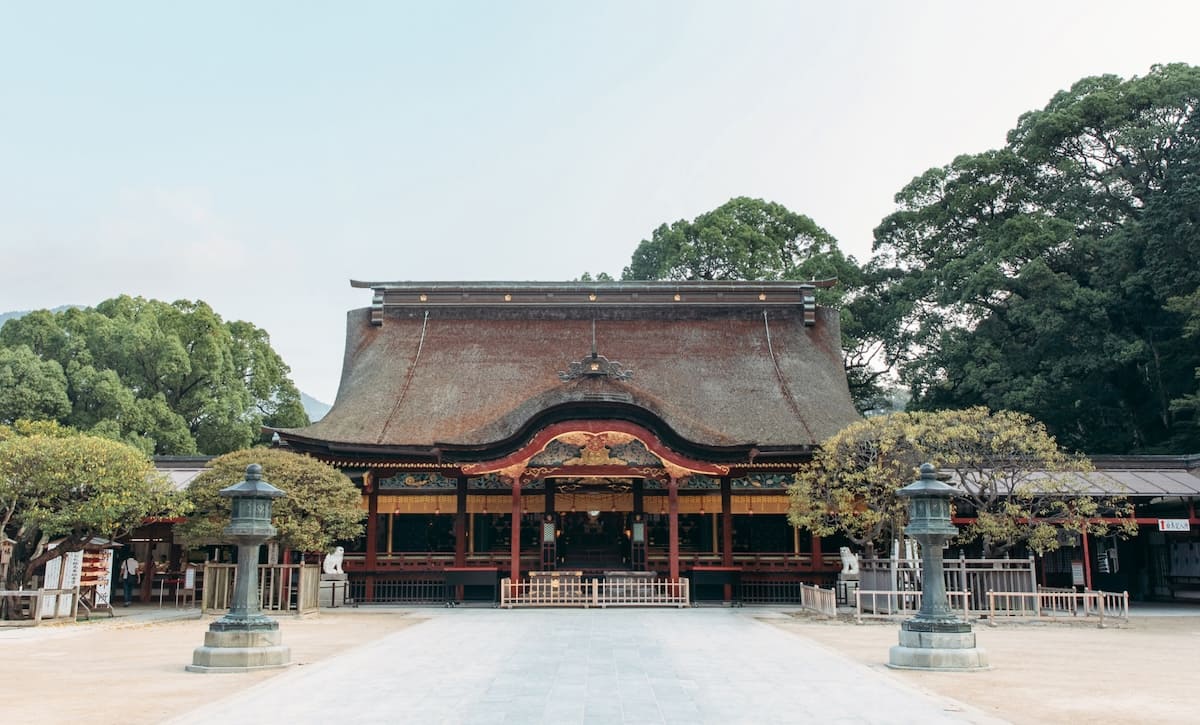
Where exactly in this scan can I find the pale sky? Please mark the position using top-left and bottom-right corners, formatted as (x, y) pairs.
(3, 1), (1199, 404)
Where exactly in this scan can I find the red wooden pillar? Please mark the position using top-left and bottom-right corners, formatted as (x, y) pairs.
(510, 478), (522, 584)
(668, 477), (681, 580)
(720, 477), (732, 601)
(720, 477), (733, 566)
(810, 533), (822, 571)
(365, 473), (378, 602)
(454, 477), (467, 567)
(454, 476), (468, 600)
(1081, 528), (1093, 591)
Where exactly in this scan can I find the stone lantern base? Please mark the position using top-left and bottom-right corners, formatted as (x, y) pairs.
(186, 620), (292, 674)
(887, 621), (988, 671)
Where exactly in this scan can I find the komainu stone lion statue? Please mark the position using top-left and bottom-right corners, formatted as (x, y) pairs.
(322, 546), (345, 575)
(839, 546), (859, 578)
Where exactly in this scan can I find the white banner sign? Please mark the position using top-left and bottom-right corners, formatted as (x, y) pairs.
(1071, 560), (1085, 586)
(1157, 519), (1191, 532)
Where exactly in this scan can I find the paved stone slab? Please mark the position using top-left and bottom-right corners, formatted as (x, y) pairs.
(168, 609), (977, 724)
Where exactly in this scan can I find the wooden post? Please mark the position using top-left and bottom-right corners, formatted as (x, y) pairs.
(1081, 529), (1093, 591)
(720, 476), (733, 602)
(454, 476), (467, 601)
(365, 474), (378, 603)
(810, 533), (822, 571)
(140, 545), (154, 603)
(510, 478), (522, 584)
(365, 476), (379, 568)
(668, 477), (681, 580)
(720, 477), (733, 566)
(454, 477), (467, 567)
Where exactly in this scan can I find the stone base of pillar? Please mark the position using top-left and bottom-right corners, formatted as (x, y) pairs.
(320, 573), (350, 607)
(187, 626), (292, 673)
(887, 621), (988, 671)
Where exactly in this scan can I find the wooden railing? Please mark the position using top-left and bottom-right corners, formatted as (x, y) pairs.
(500, 577), (689, 608)
(201, 563), (320, 615)
(859, 555), (1038, 612)
(799, 583), (836, 617)
(648, 552), (840, 571)
(854, 589), (973, 623)
(344, 550), (841, 573)
(342, 552), (540, 571)
(852, 586), (1130, 626)
(986, 589), (1129, 626)
(0, 587), (79, 625)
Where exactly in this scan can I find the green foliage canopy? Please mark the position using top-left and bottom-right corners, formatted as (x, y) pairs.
(620, 196), (896, 411)
(0, 345), (71, 423)
(873, 63), (1200, 452)
(0, 296), (309, 455)
(176, 448), (364, 554)
(789, 408), (1136, 556)
(0, 421), (180, 589)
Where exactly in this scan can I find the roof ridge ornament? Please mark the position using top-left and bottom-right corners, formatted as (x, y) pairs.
(558, 320), (633, 382)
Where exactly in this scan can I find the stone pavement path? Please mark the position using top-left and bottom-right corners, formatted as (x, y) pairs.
(169, 608), (978, 725)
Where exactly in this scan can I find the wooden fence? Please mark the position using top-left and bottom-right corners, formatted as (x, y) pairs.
(201, 563), (320, 615)
(854, 589), (974, 623)
(852, 587), (1129, 626)
(859, 555), (1038, 612)
(500, 577), (689, 608)
(0, 587), (79, 626)
(799, 583), (836, 617)
(986, 589), (1129, 626)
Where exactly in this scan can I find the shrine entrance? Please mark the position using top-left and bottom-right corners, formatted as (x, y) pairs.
(557, 511), (628, 571)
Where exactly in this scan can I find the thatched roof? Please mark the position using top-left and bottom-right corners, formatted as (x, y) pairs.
(277, 281), (861, 462)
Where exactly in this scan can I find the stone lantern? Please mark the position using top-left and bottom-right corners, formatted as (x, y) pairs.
(188, 464), (292, 673)
(887, 463), (988, 671)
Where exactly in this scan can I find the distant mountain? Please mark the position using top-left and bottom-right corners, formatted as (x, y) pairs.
(301, 392), (331, 422)
(0, 305), (80, 326)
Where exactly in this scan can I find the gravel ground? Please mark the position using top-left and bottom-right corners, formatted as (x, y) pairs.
(768, 612), (1200, 724)
(2, 605), (1196, 724)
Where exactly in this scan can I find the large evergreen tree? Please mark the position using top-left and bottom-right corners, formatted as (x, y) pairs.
(622, 196), (896, 411)
(0, 296), (309, 455)
(873, 64), (1200, 453)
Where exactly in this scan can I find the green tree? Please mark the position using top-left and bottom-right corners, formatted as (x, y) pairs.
(788, 413), (915, 556)
(624, 196), (850, 282)
(0, 423), (181, 590)
(621, 196), (896, 410)
(1167, 290), (1200, 423)
(0, 345), (71, 423)
(176, 448), (364, 555)
(789, 408), (1136, 557)
(873, 64), (1200, 453)
(0, 296), (309, 455)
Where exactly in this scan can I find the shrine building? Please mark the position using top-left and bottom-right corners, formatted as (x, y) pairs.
(274, 280), (861, 602)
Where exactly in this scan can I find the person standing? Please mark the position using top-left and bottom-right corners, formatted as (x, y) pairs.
(120, 554), (140, 606)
